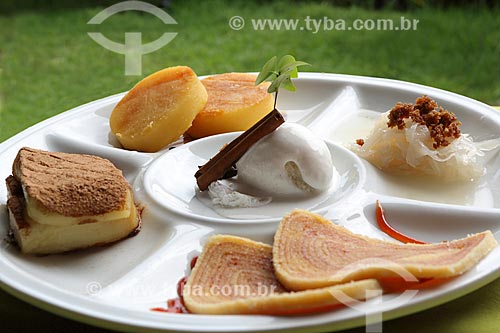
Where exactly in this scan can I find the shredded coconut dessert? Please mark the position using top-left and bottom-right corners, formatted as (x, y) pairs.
(353, 96), (500, 182)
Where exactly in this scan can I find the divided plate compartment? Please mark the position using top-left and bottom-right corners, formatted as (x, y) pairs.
(1, 73), (500, 333)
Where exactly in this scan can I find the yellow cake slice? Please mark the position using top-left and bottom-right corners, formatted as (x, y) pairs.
(273, 210), (498, 291)
(183, 235), (381, 315)
(5, 147), (141, 255)
(186, 73), (274, 139)
(110, 66), (208, 152)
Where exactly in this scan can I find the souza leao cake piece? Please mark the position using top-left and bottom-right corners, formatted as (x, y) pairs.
(186, 72), (274, 139)
(110, 66), (208, 152)
(5, 147), (140, 255)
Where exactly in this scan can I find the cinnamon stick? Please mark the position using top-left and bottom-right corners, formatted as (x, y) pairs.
(195, 109), (285, 191)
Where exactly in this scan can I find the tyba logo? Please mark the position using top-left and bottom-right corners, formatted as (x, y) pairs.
(87, 1), (177, 75)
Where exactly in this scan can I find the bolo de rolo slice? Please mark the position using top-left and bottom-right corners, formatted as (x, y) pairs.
(183, 234), (381, 315)
(273, 210), (497, 291)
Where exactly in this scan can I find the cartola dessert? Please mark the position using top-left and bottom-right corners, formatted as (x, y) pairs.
(5, 147), (141, 255)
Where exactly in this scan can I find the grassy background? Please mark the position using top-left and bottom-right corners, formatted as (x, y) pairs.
(0, 0), (499, 142)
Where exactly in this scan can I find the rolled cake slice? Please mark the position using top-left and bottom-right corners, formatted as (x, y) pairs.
(273, 210), (498, 291)
(186, 73), (274, 139)
(183, 235), (381, 315)
(6, 147), (140, 255)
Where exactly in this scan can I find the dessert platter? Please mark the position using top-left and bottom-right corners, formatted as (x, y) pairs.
(1, 66), (500, 332)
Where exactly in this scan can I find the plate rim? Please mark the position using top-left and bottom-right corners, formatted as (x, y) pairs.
(1, 72), (500, 332)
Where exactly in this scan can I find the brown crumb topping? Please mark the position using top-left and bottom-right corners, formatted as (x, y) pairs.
(356, 139), (365, 146)
(387, 96), (461, 148)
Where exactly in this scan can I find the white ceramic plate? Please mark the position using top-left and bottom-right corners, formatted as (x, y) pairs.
(1, 73), (500, 333)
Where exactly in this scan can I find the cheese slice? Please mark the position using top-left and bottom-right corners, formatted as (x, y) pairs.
(25, 190), (133, 226)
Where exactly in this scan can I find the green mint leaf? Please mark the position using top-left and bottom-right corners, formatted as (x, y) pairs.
(277, 54), (296, 70)
(281, 76), (296, 92)
(258, 72), (277, 84)
(255, 56), (277, 85)
(256, 55), (310, 102)
(267, 73), (290, 93)
(279, 61), (310, 76)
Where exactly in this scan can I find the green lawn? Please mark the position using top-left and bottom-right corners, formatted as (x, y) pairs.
(0, 0), (499, 142)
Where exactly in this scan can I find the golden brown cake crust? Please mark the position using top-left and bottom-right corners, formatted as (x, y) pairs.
(200, 73), (270, 113)
(13, 147), (130, 217)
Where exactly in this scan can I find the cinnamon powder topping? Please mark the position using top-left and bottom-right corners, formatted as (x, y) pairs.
(12, 147), (130, 217)
(387, 96), (461, 148)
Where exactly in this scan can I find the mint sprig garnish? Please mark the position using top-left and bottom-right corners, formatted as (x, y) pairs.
(255, 55), (310, 109)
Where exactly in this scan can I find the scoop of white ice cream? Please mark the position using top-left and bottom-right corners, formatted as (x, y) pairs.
(235, 123), (335, 196)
